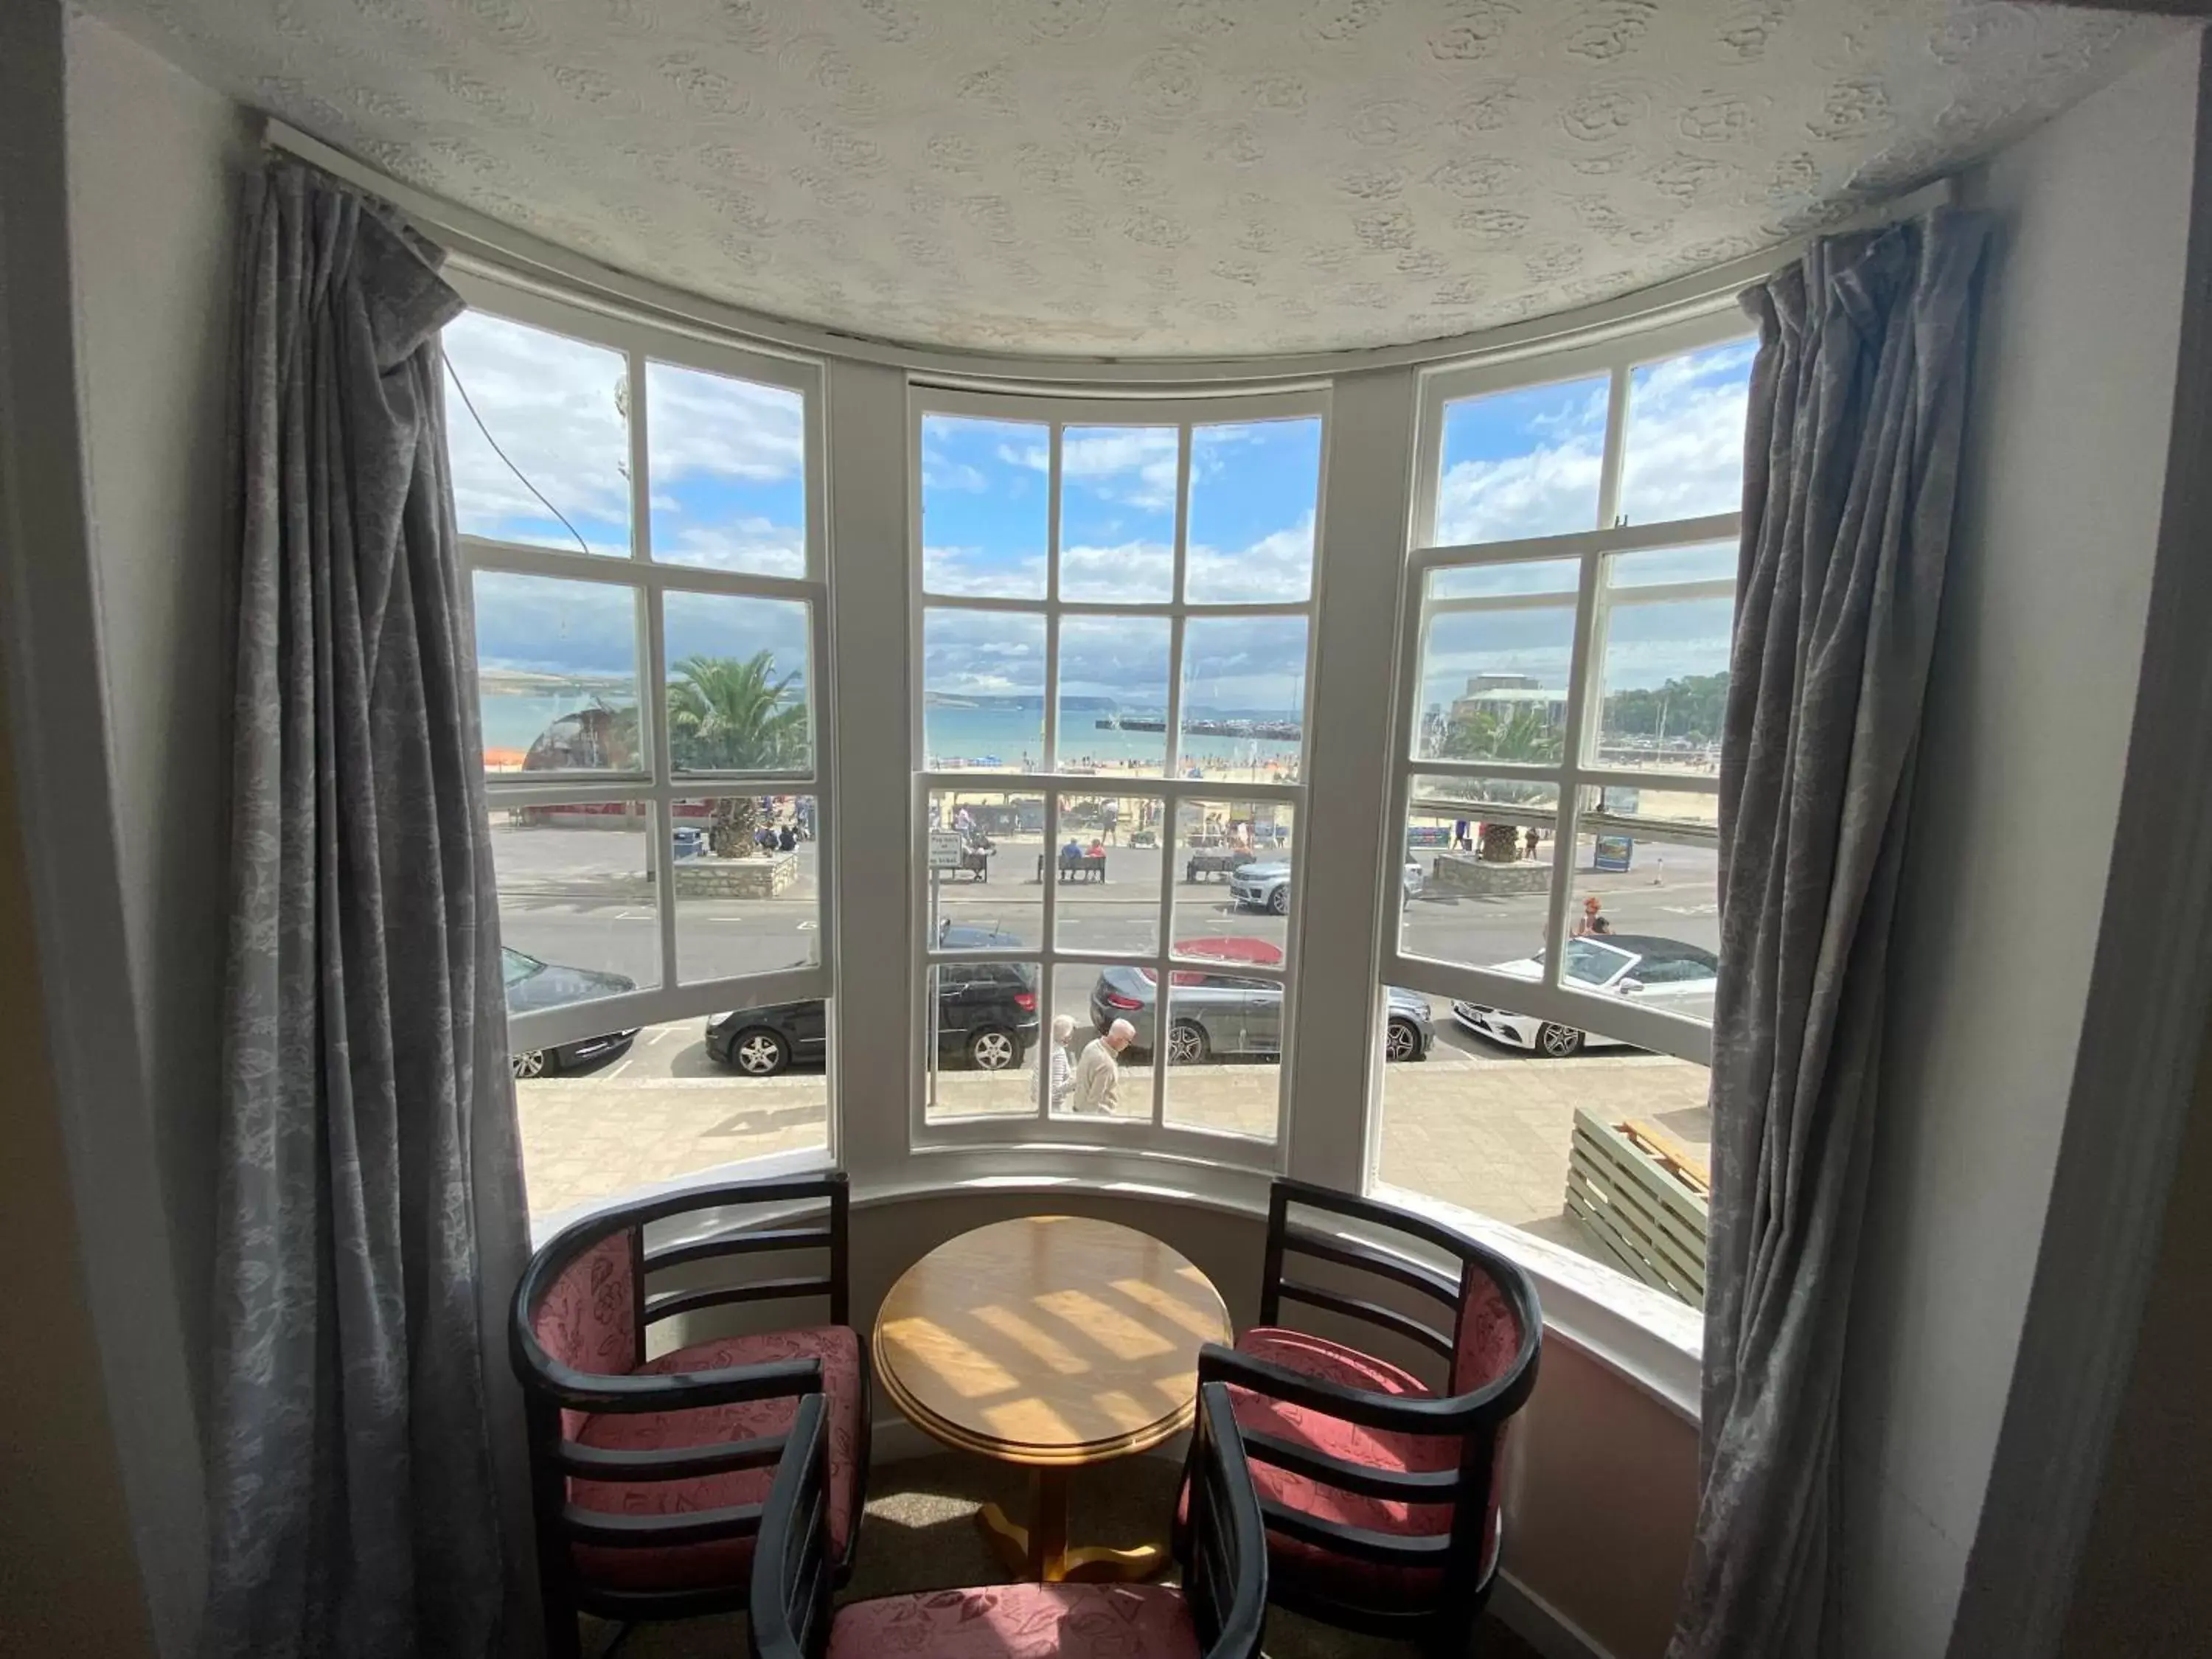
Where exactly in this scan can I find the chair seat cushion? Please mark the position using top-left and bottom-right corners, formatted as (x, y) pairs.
(1210, 1325), (1498, 1609)
(567, 1324), (862, 1593)
(827, 1585), (1199, 1659)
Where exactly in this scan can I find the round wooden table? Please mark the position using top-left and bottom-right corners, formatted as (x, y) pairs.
(873, 1215), (1234, 1583)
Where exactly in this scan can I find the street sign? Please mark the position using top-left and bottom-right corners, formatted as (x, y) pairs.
(1594, 833), (1635, 873)
(928, 829), (967, 872)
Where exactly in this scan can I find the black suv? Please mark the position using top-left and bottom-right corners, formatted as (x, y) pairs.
(708, 925), (1039, 1076)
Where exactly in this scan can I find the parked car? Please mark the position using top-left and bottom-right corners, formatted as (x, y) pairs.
(1089, 937), (1433, 1064)
(1229, 860), (1425, 914)
(1227, 860), (1291, 914)
(503, 945), (639, 1079)
(709, 924), (1040, 1075)
(1452, 934), (1719, 1057)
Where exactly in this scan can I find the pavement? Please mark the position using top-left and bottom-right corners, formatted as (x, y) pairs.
(503, 822), (1717, 1273)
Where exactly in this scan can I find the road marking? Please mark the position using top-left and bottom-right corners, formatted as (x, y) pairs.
(647, 1027), (680, 1045)
(605, 1057), (632, 1079)
(798, 920), (818, 931)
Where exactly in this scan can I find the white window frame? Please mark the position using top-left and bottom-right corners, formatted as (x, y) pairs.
(1380, 310), (1753, 1071)
(449, 272), (838, 1158)
(906, 384), (1328, 1169)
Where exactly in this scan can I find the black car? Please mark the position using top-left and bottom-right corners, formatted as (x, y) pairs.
(709, 925), (1040, 1076)
(503, 946), (639, 1079)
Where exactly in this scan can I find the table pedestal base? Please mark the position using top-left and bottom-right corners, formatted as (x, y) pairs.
(977, 1467), (1169, 1584)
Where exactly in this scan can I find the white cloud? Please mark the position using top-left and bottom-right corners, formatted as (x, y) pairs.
(1186, 514), (1315, 603)
(1618, 345), (1752, 524)
(443, 310), (631, 541)
(645, 360), (804, 484)
(663, 519), (807, 577)
(922, 544), (1046, 597)
(1434, 436), (1604, 546)
(1059, 538), (1175, 602)
(1001, 427), (1181, 512)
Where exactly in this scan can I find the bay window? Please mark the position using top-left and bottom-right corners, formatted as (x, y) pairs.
(909, 389), (1324, 1161)
(442, 275), (835, 1221)
(1372, 319), (1753, 1301)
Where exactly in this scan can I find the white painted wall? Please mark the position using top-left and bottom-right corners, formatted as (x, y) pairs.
(63, 0), (252, 1437)
(1838, 37), (2205, 1659)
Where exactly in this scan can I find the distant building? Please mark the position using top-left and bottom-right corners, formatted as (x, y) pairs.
(1449, 672), (1567, 727)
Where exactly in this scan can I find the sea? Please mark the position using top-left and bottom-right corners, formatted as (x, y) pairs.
(922, 703), (1304, 773)
(478, 692), (1306, 773)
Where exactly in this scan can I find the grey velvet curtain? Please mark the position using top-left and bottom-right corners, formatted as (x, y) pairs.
(1670, 209), (1991, 1658)
(204, 159), (526, 1659)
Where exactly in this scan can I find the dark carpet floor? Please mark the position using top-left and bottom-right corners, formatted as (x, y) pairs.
(586, 1452), (1541, 1659)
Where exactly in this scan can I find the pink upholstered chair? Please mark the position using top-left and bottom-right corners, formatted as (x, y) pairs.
(1183, 1178), (1541, 1658)
(510, 1173), (867, 1659)
(751, 1382), (1268, 1659)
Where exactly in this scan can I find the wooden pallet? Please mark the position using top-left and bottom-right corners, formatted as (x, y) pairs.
(1565, 1107), (1710, 1308)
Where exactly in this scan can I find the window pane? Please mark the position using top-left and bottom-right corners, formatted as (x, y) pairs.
(646, 360), (807, 575)
(664, 591), (814, 774)
(1435, 374), (1609, 546)
(1161, 972), (1280, 1141)
(1619, 338), (1756, 527)
(1050, 963), (1153, 1121)
(443, 310), (630, 554)
(1058, 616), (1172, 776)
(518, 1011), (830, 1223)
(1428, 558), (1581, 599)
(1053, 794), (1164, 955)
(1186, 417), (1321, 604)
(492, 799), (658, 994)
(1413, 595), (1573, 766)
(924, 961), (1042, 1120)
(923, 608), (1045, 773)
(926, 789), (1043, 949)
(922, 414), (1048, 599)
(1060, 425), (1177, 603)
(1568, 799), (1719, 1028)
(473, 571), (641, 773)
(674, 796), (819, 984)
(1172, 799), (1295, 955)
(1179, 616), (1307, 781)
(1399, 781), (1559, 975)
(1373, 1041), (1711, 1305)
(1594, 594), (1733, 767)
(1609, 541), (1736, 588)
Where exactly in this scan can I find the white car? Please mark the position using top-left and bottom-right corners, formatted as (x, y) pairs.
(1452, 934), (1719, 1057)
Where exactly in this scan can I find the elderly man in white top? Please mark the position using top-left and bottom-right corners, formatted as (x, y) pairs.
(1069, 1019), (1135, 1114)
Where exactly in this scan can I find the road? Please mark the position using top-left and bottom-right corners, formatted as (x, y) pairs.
(495, 822), (1719, 1074)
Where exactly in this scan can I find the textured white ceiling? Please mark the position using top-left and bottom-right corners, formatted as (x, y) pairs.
(94, 0), (2165, 357)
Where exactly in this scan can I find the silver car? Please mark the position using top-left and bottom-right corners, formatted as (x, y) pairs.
(1452, 934), (1719, 1057)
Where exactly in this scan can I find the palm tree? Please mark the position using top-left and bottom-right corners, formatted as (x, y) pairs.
(667, 652), (810, 855)
(1437, 704), (1565, 861)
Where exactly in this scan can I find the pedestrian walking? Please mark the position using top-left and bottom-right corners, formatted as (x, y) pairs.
(1047, 1015), (1077, 1112)
(1070, 1020), (1134, 1114)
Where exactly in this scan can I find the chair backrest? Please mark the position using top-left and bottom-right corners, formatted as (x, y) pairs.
(1259, 1178), (1540, 1410)
(1251, 1179), (1542, 1632)
(1183, 1382), (1270, 1659)
(513, 1172), (852, 1404)
(750, 1392), (834, 1659)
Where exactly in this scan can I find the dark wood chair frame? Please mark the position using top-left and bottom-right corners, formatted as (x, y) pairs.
(509, 1172), (870, 1659)
(1184, 1178), (1543, 1658)
(751, 1382), (1269, 1659)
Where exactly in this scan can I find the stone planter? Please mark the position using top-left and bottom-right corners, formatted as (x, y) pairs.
(1427, 852), (1551, 898)
(669, 852), (799, 898)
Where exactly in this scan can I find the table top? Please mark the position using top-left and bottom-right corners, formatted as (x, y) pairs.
(873, 1215), (1234, 1467)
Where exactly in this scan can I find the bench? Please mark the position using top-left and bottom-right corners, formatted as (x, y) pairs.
(1185, 848), (1255, 883)
(1037, 852), (1108, 883)
(946, 846), (992, 883)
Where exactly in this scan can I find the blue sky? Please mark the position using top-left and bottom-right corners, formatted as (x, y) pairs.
(448, 305), (1748, 728)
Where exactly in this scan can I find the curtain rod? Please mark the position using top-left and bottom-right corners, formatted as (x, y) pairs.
(261, 117), (1953, 389)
